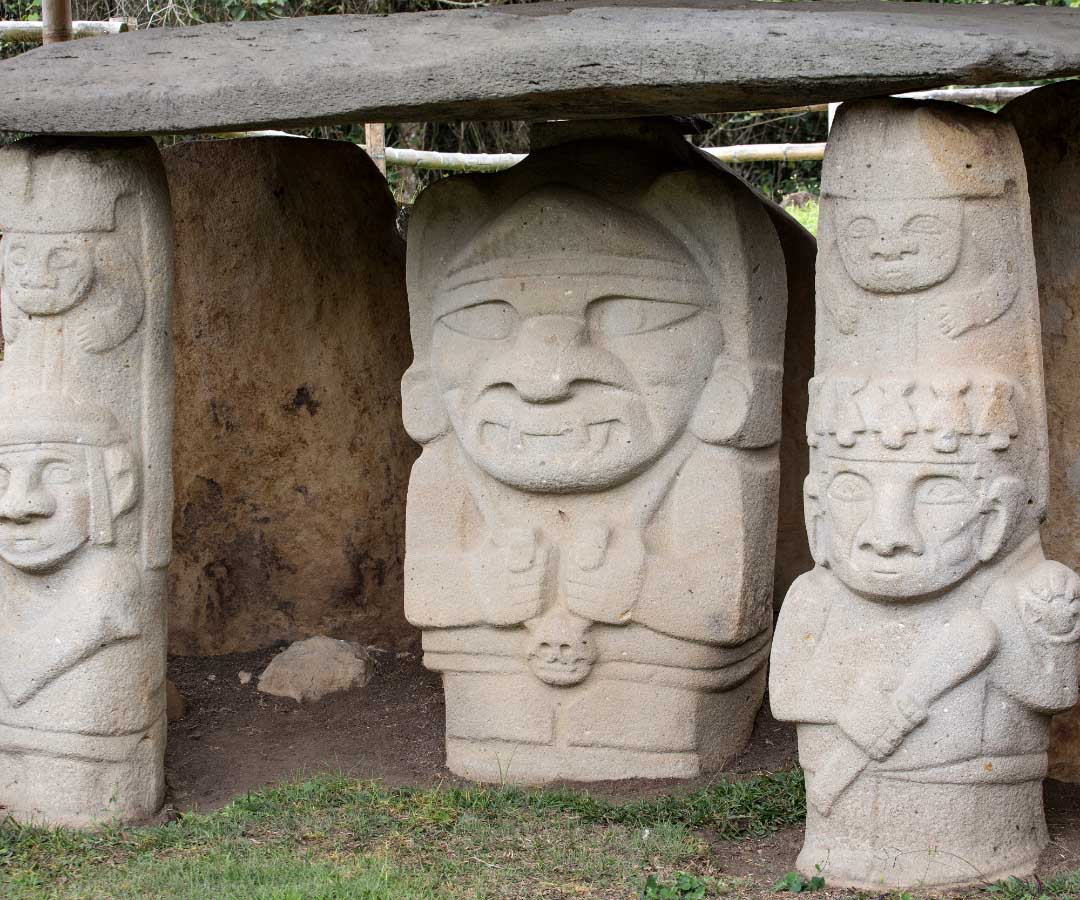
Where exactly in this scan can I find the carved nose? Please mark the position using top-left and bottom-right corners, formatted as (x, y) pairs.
(508, 315), (588, 403)
(0, 480), (55, 523)
(859, 487), (923, 558)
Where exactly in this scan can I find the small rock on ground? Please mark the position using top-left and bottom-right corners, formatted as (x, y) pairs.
(258, 636), (373, 703)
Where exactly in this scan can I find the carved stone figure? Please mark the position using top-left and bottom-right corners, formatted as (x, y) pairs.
(403, 119), (788, 782)
(1003, 80), (1080, 782)
(0, 137), (172, 824)
(771, 100), (1080, 890)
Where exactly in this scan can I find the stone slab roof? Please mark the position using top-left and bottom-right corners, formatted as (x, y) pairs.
(1, 0), (1079, 135)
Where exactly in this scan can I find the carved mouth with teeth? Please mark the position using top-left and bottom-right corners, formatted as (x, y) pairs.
(480, 419), (617, 456)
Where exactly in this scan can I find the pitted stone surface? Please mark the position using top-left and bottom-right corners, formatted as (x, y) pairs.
(0, 137), (173, 825)
(770, 99), (1080, 891)
(403, 118), (787, 783)
(1003, 81), (1080, 784)
(163, 138), (415, 656)
(257, 636), (373, 703)
(2, 2), (1080, 134)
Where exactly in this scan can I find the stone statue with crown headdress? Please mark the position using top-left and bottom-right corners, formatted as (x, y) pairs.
(0, 137), (173, 825)
(770, 99), (1080, 890)
(402, 119), (789, 783)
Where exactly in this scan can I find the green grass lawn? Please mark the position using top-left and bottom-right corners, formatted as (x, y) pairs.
(1, 772), (803, 899)
(2, 770), (1077, 899)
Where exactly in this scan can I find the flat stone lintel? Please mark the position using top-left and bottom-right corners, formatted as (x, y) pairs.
(1, 0), (1080, 135)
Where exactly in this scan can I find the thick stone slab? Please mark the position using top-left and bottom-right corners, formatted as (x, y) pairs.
(2, 1), (1080, 135)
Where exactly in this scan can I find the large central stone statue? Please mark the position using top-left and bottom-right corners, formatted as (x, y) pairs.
(402, 120), (789, 782)
(771, 100), (1080, 889)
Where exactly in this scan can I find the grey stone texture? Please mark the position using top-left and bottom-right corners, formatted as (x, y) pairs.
(163, 138), (416, 656)
(1003, 80), (1080, 783)
(771, 99), (1080, 890)
(257, 636), (373, 703)
(2, 2), (1080, 135)
(0, 137), (174, 825)
(403, 118), (788, 783)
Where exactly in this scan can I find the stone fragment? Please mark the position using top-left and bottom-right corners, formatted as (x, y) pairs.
(403, 118), (788, 783)
(1003, 81), (1080, 783)
(771, 99), (1080, 890)
(166, 680), (186, 722)
(257, 636), (372, 703)
(0, 137), (174, 825)
(163, 138), (415, 655)
(3, 3), (1080, 135)
(238, 671), (252, 685)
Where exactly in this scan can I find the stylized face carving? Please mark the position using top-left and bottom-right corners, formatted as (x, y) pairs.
(1, 233), (96, 316)
(430, 266), (721, 492)
(0, 445), (91, 572)
(834, 199), (963, 294)
(822, 457), (986, 600)
(526, 610), (596, 686)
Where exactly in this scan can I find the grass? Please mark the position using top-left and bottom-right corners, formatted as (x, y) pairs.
(1, 768), (1078, 898)
(0, 770), (805, 899)
(784, 199), (819, 237)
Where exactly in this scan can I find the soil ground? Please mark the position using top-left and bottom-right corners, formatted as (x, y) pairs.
(166, 648), (1080, 897)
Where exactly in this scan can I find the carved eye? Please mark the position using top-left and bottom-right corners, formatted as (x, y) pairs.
(903, 215), (945, 236)
(42, 463), (74, 486)
(916, 476), (969, 505)
(5, 244), (27, 267)
(827, 472), (870, 503)
(847, 218), (876, 240)
(48, 248), (78, 270)
(439, 301), (518, 341)
(587, 297), (699, 337)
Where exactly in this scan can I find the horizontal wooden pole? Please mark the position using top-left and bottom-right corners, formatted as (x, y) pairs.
(0, 19), (129, 44)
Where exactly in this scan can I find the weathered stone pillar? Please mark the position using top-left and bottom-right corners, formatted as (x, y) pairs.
(771, 99), (1080, 890)
(1003, 81), (1080, 783)
(0, 137), (173, 825)
(162, 138), (413, 655)
(403, 119), (788, 783)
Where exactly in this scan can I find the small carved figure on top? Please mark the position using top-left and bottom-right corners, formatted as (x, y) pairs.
(772, 99), (1078, 891)
(0, 138), (149, 392)
(403, 119), (789, 783)
(818, 101), (1022, 352)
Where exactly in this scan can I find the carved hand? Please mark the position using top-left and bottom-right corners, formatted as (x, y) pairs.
(1018, 562), (1080, 642)
(473, 527), (549, 626)
(563, 523), (645, 625)
(837, 691), (927, 762)
(935, 302), (974, 340)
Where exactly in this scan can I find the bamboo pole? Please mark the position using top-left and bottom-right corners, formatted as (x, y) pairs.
(0, 20), (129, 43)
(364, 123), (387, 176)
(40, 0), (73, 44)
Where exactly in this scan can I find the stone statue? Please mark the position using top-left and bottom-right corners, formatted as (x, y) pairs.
(771, 99), (1080, 890)
(0, 137), (173, 824)
(403, 119), (788, 782)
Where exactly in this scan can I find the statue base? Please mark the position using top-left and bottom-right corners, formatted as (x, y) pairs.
(425, 625), (769, 783)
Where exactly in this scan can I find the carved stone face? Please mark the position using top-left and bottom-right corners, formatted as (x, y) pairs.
(431, 265), (721, 492)
(0, 444), (92, 572)
(1, 232), (96, 316)
(525, 609), (596, 686)
(834, 199), (963, 294)
(822, 456), (987, 600)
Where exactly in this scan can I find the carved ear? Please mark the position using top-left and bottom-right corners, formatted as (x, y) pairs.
(804, 473), (828, 567)
(401, 365), (450, 445)
(690, 359), (781, 447)
(979, 476), (1025, 562)
(104, 445), (139, 519)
